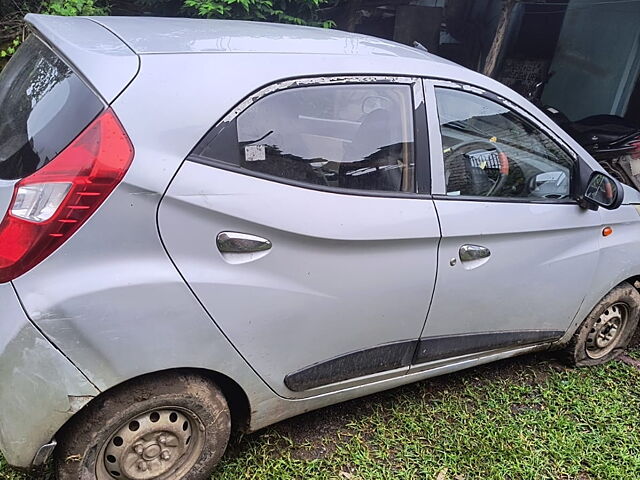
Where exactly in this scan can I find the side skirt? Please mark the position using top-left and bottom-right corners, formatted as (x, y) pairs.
(253, 342), (553, 432)
(413, 330), (564, 364)
(284, 330), (563, 392)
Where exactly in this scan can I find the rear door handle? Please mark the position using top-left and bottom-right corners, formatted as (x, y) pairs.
(459, 244), (491, 262)
(217, 232), (272, 254)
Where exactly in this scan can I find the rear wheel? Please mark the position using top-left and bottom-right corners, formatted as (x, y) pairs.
(55, 373), (231, 480)
(565, 282), (640, 366)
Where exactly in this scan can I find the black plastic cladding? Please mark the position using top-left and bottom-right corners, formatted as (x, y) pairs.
(284, 330), (564, 392)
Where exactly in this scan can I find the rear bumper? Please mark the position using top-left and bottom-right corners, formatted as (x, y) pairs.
(0, 283), (99, 469)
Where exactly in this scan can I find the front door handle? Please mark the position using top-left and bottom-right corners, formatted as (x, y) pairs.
(217, 232), (272, 254)
(459, 244), (491, 262)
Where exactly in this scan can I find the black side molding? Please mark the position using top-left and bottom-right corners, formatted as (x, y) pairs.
(413, 330), (563, 364)
(284, 340), (418, 392)
(284, 330), (564, 392)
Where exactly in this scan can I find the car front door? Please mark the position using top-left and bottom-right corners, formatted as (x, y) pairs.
(159, 76), (440, 397)
(415, 81), (603, 368)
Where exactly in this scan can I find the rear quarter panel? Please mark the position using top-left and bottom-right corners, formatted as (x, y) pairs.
(0, 283), (98, 468)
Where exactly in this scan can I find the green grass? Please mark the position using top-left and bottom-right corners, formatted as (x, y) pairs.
(0, 456), (24, 480)
(2, 350), (640, 480)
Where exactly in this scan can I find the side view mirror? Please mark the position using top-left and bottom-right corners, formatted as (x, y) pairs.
(581, 171), (624, 210)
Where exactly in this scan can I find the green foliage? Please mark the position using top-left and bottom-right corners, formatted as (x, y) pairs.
(0, 0), (335, 71)
(0, 39), (21, 59)
(0, 0), (109, 66)
(183, 0), (335, 27)
(44, 0), (109, 16)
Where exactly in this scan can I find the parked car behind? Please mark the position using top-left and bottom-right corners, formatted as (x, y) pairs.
(2, 14), (640, 480)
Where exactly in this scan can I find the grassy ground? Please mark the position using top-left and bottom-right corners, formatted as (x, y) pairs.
(2, 348), (640, 480)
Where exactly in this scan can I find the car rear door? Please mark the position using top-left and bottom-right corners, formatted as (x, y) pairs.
(414, 81), (603, 368)
(159, 76), (440, 398)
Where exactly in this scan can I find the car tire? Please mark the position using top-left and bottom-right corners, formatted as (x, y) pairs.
(55, 372), (231, 480)
(565, 282), (640, 366)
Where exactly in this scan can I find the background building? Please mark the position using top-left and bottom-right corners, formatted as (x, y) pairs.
(328, 0), (640, 125)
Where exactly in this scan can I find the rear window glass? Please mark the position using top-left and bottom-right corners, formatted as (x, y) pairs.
(0, 35), (103, 180)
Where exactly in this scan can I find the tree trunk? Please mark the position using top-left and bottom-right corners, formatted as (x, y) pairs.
(483, 0), (517, 78)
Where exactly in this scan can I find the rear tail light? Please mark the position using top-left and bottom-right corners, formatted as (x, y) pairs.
(0, 109), (133, 283)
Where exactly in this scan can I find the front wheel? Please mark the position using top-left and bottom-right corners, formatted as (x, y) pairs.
(55, 373), (231, 480)
(564, 282), (640, 366)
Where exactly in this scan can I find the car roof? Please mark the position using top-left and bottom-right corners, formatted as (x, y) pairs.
(23, 14), (494, 105)
(87, 16), (449, 61)
(27, 14), (472, 87)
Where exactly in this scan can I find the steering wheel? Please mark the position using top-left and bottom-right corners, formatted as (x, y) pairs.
(444, 140), (510, 196)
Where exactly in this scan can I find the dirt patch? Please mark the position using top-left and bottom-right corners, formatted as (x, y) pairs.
(618, 354), (640, 370)
(430, 351), (565, 390)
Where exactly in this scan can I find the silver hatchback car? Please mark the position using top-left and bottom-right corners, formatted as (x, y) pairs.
(2, 14), (640, 480)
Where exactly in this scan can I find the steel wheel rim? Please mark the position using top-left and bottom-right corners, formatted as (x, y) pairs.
(97, 407), (204, 480)
(586, 302), (628, 359)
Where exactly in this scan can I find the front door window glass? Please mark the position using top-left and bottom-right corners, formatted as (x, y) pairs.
(435, 88), (574, 200)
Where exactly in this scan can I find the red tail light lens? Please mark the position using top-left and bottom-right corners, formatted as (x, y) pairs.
(0, 109), (133, 283)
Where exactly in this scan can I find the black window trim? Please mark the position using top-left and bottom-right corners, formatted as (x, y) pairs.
(427, 79), (583, 205)
(187, 74), (432, 199)
(430, 193), (578, 205)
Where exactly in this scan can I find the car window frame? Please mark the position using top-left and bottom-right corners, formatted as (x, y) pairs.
(424, 79), (581, 205)
(188, 75), (431, 199)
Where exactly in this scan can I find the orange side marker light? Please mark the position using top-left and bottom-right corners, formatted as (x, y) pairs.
(603, 226), (613, 237)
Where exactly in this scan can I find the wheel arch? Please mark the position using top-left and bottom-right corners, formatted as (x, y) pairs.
(623, 275), (640, 293)
(555, 275), (640, 349)
(617, 275), (640, 337)
(56, 368), (252, 443)
(561, 278), (640, 366)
